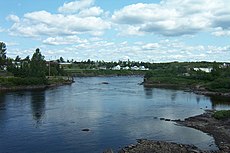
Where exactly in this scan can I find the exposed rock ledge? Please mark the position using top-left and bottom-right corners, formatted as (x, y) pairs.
(114, 110), (230, 153)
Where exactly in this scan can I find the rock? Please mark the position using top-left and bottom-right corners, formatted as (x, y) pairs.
(82, 128), (90, 132)
(101, 82), (109, 84)
(165, 119), (171, 121)
(103, 148), (113, 153)
(160, 118), (165, 120)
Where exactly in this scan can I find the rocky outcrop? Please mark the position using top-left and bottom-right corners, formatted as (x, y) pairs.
(119, 139), (217, 153)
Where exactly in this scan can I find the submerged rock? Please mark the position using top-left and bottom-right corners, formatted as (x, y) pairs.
(101, 82), (109, 84)
(82, 128), (90, 132)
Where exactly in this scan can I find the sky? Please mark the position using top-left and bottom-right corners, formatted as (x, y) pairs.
(0, 0), (230, 62)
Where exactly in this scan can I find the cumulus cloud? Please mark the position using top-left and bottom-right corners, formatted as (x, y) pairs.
(78, 7), (103, 17)
(58, 0), (94, 13)
(112, 0), (230, 36)
(8, 10), (110, 37)
(6, 14), (20, 22)
(43, 36), (88, 45)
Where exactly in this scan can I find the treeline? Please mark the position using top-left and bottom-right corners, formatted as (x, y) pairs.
(58, 57), (227, 71)
(0, 44), (65, 78)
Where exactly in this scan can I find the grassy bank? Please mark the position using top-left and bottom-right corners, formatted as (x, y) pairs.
(144, 69), (230, 94)
(65, 69), (146, 77)
(0, 77), (47, 87)
(0, 76), (73, 91)
(213, 110), (230, 120)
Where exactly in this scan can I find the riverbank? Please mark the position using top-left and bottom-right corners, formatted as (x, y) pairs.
(118, 139), (216, 153)
(176, 110), (230, 152)
(143, 82), (230, 97)
(65, 69), (146, 77)
(0, 76), (74, 92)
(118, 110), (230, 153)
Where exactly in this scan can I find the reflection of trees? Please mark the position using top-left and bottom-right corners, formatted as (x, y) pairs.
(144, 87), (153, 99)
(0, 93), (6, 121)
(210, 96), (230, 109)
(171, 92), (177, 102)
(196, 96), (200, 104)
(0, 93), (6, 109)
(31, 91), (45, 125)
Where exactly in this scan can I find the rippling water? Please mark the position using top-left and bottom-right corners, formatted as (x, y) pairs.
(0, 76), (230, 153)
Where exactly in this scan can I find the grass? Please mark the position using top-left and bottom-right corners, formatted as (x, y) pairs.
(0, 76), (47, 87)
(213, 110), (230, 120)
(65, 69), (146, 76)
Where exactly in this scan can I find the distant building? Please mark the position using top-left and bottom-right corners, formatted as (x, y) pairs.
(112, 65), (121, 70)
(193, 67), (213, 73)
(99, 66), (107, 70)
(131, 66), (139, 70)
(122, 66), (130, 70)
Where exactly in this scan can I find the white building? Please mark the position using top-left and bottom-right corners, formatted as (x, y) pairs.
(193, 67), (213, 73)
(131, 66), (139, 70)
(122, 66), (130, 70)
(112, 65), (121, 70)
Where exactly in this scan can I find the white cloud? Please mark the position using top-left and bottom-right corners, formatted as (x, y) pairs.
(78, 6), (103, 17)
(112, 0), (230, 36)
(8, 10), (110, 37)
(43, 36), (88, 45)
(6, 14), (20, 22)
(58, 0), (94, 13)
(0, 27), (5, 32)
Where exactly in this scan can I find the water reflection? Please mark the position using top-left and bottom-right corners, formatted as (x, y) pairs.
(0, 93), (6, 122)
(0, 93), (6, 109)
(171, 92), (177, 102)
(210, 96), (230, 110)
(144, 87), (153, 99)
(30, 91), (46, 125)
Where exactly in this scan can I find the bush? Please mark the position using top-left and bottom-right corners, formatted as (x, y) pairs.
(0, 77), (47, 87)
(213, 110), (230, 120)
(206, 78), (230, 92)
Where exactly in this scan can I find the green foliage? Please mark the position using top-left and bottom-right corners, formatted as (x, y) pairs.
(30, 48), (46, 77)
(0, 42), (7, 70)
(213, 110), (230, 120)
(206, 78), (230, 92)
(0, 77), (47, 87)
(65, 69), (145, 77)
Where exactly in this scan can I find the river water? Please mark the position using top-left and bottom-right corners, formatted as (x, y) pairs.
(0, 76), (230, 153)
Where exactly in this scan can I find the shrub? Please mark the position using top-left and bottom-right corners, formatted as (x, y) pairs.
(213, 110), (230, 120)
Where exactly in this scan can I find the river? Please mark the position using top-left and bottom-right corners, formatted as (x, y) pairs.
(0, 76), (230, 153)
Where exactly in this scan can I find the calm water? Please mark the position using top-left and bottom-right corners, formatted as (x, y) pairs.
(0, 76), (230, 153)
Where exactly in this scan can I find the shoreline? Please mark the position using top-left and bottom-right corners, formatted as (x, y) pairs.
(143, 82), (230, 97)
(117, 110), (230, 153)
(176, 110), (230, 152)
(0, 80), (74, 92)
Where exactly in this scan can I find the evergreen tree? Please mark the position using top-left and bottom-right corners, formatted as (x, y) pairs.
(30, 48), (46, 77)
(0, 42), (7, 70)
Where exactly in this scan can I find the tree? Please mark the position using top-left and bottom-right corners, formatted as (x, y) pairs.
(30, 48), (46, 77)
(59, 57), (65, 63)
(0, 42), (7, 70)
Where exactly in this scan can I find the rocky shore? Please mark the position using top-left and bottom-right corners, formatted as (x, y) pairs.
(176, 110), (230, 152)
(118, 139), (217, 153)
(117, 110), (230, 153)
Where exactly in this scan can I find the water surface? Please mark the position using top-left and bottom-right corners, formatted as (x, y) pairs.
(0, 76), (230, 153)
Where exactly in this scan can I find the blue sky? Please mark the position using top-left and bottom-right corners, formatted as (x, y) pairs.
(0, 0), (230, 62)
